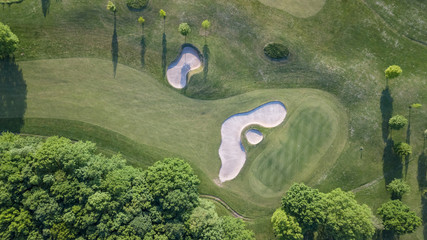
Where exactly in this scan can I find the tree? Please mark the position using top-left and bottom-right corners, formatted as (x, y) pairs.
(201, 19), (211, 41)
(221, 216), (255, 240)
(318, 188), (375, 240)
(271, 208), (303, 240)
(145, 158), (200, 221)
(386, 179), (410, 200)
(106, 1), (117, 13)
(138, 16), (145, 34)
(159, 9), (166, 33)
(0, 22), (19, 59)
(178, 23), (191, 43)
(281, 183), (325, 237)
(384, 65), (402, 85)
(377, 200), (421, 235)
(388, 115), (407, 131)
(393, 142), (412, 160)
(186, 199), (223, 240)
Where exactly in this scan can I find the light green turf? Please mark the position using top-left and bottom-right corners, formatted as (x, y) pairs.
(257, 0), (326, 18)
(12, 58), (346, 217)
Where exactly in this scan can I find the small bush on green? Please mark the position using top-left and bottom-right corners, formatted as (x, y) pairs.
(126, 0), (148, 9)
(264, 43), (289, 60)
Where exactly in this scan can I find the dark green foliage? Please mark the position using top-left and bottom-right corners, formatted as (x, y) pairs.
(387, 179), (410, 200)
(281, 183), (324, 234)
(0, 22), (19, 58)
(263, 43), (289, 60)
(271, 208), (303, 240)
(393, 142), (412, 159)
(126, 0), (148, 10)
(0, 133), (254, 239)
(280, 183), (375, 240)
(377, 200), (422, 235)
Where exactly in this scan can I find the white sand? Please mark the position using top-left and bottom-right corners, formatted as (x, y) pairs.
(166, 46), (202, 89)
(218, 101), (287, 182)
(245, 129), (264, 145)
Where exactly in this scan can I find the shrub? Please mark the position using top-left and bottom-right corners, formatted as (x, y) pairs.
(264, 43), (289, 60)
(127, 0), (148, 9)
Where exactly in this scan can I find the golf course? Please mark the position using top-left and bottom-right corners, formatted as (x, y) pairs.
(0, 0), (426, 238)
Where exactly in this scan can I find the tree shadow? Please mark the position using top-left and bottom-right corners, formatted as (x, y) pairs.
(140, 35), (146, 67)
(417, 153), (427, 237)
(380, 87), (393, 142)
(383, 139), (402, 185)
(111, 13), (118, 78)
(41, 0), (50, 17)
(0, 57), (27, 133)
(203, 44), (209, 81)
(162, 33), (167, 78)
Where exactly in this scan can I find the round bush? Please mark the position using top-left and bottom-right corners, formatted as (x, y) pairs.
(126, 0), (148, 9)
(264, 43), (289, 60)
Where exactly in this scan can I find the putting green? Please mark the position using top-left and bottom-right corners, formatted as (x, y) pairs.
(257, 0), (326, 18)
(11, 57), (347, 214)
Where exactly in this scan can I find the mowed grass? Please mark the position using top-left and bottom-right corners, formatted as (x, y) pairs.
(256, 0), (326, 18)
(7, 58), (346, 217)
(250, 104), (344, 193)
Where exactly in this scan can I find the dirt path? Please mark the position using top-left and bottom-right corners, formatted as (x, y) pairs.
(200, 194), (252, 221)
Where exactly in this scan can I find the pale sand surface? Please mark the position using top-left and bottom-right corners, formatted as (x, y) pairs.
(218, 101), (287, 182)
(245, 129), (264, 145)
(166, 46), (201, 89)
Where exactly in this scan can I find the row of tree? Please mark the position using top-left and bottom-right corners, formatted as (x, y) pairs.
(271, 182), (422, 240)
(0, 133), (254, 239)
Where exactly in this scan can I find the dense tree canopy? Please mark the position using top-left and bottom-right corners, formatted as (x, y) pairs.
(393, 142), (412, 159)
(0, 22), (19, 58)
(280, 183), (375, 240)
(377, 200), (421, 235)
(271, 208), (303, 240)
(0, 133), (253, 239)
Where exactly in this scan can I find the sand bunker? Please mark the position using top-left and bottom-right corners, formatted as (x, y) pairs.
(166, 46), (202, 89)
(218, 101), (287, 182)
(245, 129), (263, 145)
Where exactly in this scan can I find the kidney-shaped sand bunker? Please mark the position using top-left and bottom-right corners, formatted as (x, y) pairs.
(166, 46), (202, 89)
(218, 101), (287, 182)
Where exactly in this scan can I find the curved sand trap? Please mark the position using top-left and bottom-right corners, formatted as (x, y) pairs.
(218, 101), (287, 182)
(166, 46), (202, 89)
(245, 129), (263, 145)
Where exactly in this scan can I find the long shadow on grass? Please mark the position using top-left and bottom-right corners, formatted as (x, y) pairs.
(417, 153), (427, 237)
(112, 13), (118, 78)
(162, 33), (167, 78)
(382, 139), (402, 185)
(0, 57), (27, 133)
(140, 35), (146, 67)
(41, 0), (50, 17)
(380, 87), (393, 142)
(203, 44), (209, 81)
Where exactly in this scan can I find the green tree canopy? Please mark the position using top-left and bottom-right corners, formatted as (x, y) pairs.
(319, 188), (375, 240)
(281, 183), (325, 235)
(389, 115), (408, 130)
(271, 208), (303, 240)
(0, 22), (19, 58)
(159, 9), (166, 19)
(385, 65), (402, 79)
(106, 1), (116, 13)
(393, 142), (412, 159)
(377, 200), (422, 235)
(178, 23), (191, 42)
(386, 179), (410, 200)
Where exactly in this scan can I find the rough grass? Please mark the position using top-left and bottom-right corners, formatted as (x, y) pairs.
(256, 0), (326, 18)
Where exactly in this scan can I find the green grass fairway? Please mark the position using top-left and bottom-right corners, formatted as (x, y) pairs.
(8, 58), (346, 218)
(257, 0), (326, 18)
